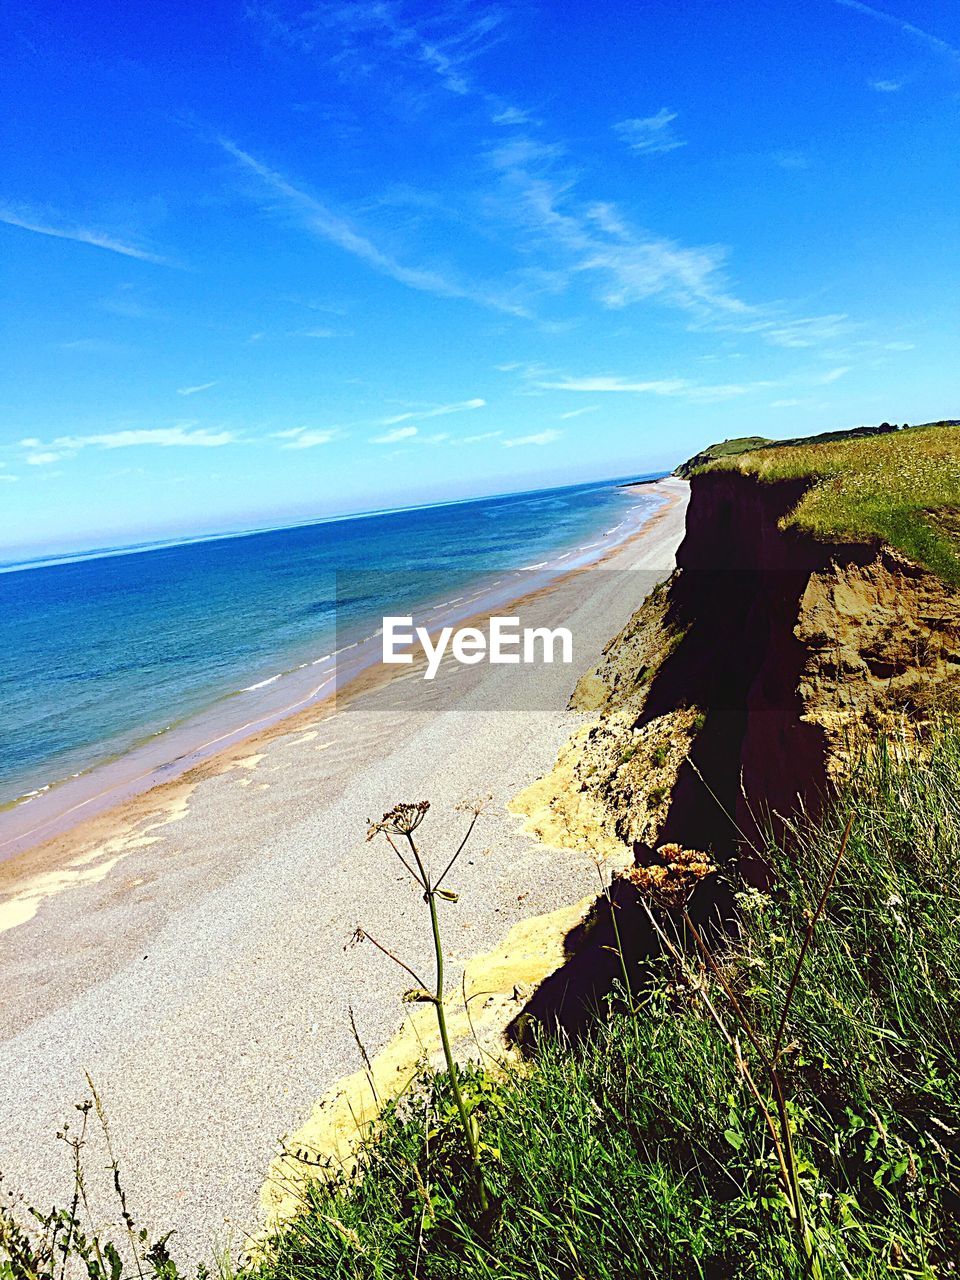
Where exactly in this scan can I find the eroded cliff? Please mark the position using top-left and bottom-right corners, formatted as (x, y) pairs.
(513, 468), (960, 880)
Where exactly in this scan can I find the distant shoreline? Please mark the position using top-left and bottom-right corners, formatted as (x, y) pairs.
(0, 471), (669, 577)
(0, 480), (677, 874)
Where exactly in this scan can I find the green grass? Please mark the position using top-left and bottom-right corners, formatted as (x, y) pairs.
(705, 422), (960, 585)
(674, 436), (773, 478)
(243, 726), (960, 1279)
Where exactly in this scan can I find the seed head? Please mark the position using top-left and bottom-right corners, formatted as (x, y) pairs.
(367, 800), (431, 841)
(618, 842), (715, 911)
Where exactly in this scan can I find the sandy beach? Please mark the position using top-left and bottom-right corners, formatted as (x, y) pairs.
(0, 477), (688, 1264)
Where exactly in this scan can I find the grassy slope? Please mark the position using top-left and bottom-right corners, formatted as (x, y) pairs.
(703, 422), (960, 585)
(673, 436), (773, 478)
(245, 733), (960, 1280)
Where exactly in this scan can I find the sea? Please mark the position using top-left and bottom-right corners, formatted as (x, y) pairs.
(0, 474), (665, 841)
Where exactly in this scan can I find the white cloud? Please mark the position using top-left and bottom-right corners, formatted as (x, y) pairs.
(259, 1), (507, 101)
(177, 381), (218, 396)
(65, 427), (235, 449)
(536, 375), (691, 395)
(835, 0), (960, 67)
(531, 372), (777, 403)
(59, 339), (127, 355)
(491, 105), (533, 126)
(377, 397), (486, 427)
(870, 78), (903, 92)
(0, 473), (17, 482)
(502, 429), (561, 448)
(613, 109), (686, 155)
(713, 313), (855, 350)
(814, 366), (852, 385)
(20, 426), (237, 465)
(558, 405), (599, 419)
(457, 430), (503, 444)
(220, 139), (527, 317)
(275, 427), (338, 450)
(772, 150), (810, 171)
(372, 425), (419, 444)
(0, 206), (174, 265)
(488, 140), (750, 319)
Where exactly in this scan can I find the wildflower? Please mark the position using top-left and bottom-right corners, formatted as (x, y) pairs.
(366, 800), (430, 840)
(618, 842), (715, 910)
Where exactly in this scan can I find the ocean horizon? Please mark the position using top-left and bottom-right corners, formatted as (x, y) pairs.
(0, 472), (665, 812)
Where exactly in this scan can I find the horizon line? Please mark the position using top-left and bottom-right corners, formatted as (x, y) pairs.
(0, 467), (670, 577)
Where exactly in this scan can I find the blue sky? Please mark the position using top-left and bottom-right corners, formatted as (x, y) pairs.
(1, 0), (958, 554)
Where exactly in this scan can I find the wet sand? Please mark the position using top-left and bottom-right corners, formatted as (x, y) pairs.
(0, 477), (688, 1264)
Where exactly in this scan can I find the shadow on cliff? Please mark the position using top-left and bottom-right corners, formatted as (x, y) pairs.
(510, 472), (850, 1046)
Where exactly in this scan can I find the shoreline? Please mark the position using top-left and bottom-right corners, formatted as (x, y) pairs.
(0, 480), (680, 892)
(0, 477), (689, 1264)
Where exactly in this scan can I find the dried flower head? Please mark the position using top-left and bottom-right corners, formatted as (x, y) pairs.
(367, 800), (431, 841)
(618, 842), (715, 911)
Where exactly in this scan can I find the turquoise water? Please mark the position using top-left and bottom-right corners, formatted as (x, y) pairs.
(0, 475), (662, 806)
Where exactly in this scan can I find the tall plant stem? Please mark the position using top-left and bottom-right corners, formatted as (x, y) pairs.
(407, 832), (490, 1217)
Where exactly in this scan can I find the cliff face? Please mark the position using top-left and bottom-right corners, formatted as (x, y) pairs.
(513, 469), (960, 881)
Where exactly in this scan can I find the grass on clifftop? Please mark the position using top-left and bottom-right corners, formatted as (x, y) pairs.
(242, 727), (960, 1280)
(673, 436), (773, 478)
(707, 422), (960, 585)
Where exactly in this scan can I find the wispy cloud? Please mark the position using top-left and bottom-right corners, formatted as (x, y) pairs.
(834, 0), (960, 67)
(814, 365), (852, 384)
(220, 138), (527, 317)
(529, 361), (851, 404)
(491, 104), (533, 127)
(377, 397), (486, 427)
(558, 405), (599, 419)
(531, 372), (777, 404)
(502, 429), (562, 448)
(274, 427), (338, 450)
(19, 425), (237, 465)
(709, 312), (856, 351)
(251, 0), (508, 101)
(772, 150), (810, 171)
(488, 138), (751, 319)
(24, 452), (63, 467)
(870, 78), (903, 92)
(457, 430), (503, 445)
(100, 289), (163, 320)
(613, 109), (686, 155)
(59, 339), (129, 355)
(0, 206), (174, 265)
(177, 381), (218, 396)
(0, 473), (17, 483)
(539, 375), (690, 395)
(372, 425), (419, 444)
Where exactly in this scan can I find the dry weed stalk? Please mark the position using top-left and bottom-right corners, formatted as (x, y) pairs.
(357, 799), (491, 1218)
